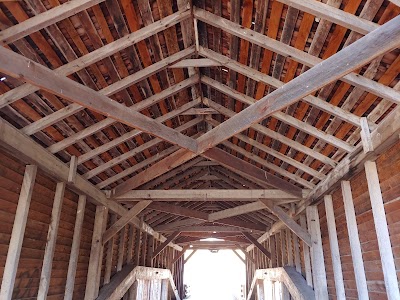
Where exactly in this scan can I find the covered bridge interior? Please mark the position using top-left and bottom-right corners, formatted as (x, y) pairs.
(0, 0), (399, 299)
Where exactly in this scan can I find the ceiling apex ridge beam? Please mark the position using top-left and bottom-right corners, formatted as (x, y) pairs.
(193, 8), (400, 105)
(0, 47), (198, 153)
(0, 118), (182, 251)
(0, 9), (192, 109)
(194, 10), (400, 154)
(0, 0), (106, 45)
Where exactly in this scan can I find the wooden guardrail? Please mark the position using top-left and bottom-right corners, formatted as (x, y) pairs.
(96, 265), (181, 300)
(247, 267), (315, 300)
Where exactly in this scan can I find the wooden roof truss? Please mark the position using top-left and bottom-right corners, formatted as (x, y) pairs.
(0, 0), (399, 250)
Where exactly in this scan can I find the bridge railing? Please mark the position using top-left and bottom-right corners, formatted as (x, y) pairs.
(97, 265), (181, 300)
(246, 267), (315, 300)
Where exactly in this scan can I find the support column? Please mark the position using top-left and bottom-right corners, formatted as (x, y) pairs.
(0, 165), (37, 300)
(104, 214), (116, 284)
(341, 181), (369, 300)
(286, 229), (293, 267)
(293, 231), (301, 273)
(270, 235), (277, 268)
(365, 161), (400, 300)
(256, 279), (265, 300)
(306, 205), (328, 300)
(299, 215), (312, 287)
(64, 195), (86, 300)
(117, 226), (126, 271)
(38, 182), (66, 299)
(324, 195), (346, 300)
(84, 206), (108, 300)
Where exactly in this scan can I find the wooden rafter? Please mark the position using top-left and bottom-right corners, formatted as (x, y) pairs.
(0, 118), (182, 251)
(195, 11), (400, 154)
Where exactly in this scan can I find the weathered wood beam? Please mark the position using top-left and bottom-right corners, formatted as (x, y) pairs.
(160, 226), (248, 233)
(202, 76), (354, 152)
(242, 232), (271, 260)
(64, 195), (86, 300)
(152, 231), (181, 259)
(194, 8), (400, 105)
(341, 181), (369, 299)
(102, 201), (152, 245)
(67, 155), (78, 184)
(119, 189), (301, 200)
(170, 58), (221, 68)
(78, 100), (200, 165)
(208, 202), (267, 221)
(195, 11), (400, 154)
(364, 161), (400, 300)
(0, 9), (191, 109)
(38, 182), (65, 299)
(306, 206), (328, 299)
(184, 250), (197, 264)
(324, 195), (346, 300)
(206, 117), (326, 181)
(24, 63), (197, 138)
(232, 250), (245, 264)
(261, 201), (312, 247)
(0, 165), (37, 300)
(0, 118), (182, 251)
(181, 107), (219, 115)
(202, 148), (304, 197)
(151, 203), (267, 232)
(0, 47), (197, 153)
(277, 0), (378, 35)
(198, 52), (362, 127)
(84, 117), (202, 180)
(84, 206), (108, 300)
(0, 0), (105, 44)
(207, 132), (316, 188)
(205, 98), (336, 167)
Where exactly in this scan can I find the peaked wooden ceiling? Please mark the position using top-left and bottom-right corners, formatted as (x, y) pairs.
(0, 0), (399, 250)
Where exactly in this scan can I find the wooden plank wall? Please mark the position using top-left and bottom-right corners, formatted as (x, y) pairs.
(318, 140), (400, 299)
(0, 147), (185, 299)
(0, 148), (96, 299)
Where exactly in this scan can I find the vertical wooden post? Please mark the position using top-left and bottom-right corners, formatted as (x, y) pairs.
(104, 214), (116, 284)
(364, 161), (400, 300)
(0, 165), (37, 300)
(286, 229), (294, 267)
(306, 205), (328, 300)
(276, 234), (282, 267)
(256, 279), (265, 300)
(134, 229), (141, 266)
(64, 195), (86, 300)
(299, 215), (313, 287)
(324, 195), (346, 300)
(293, 231), (301, 273)
(38, 182), (66, 299)
(281, 283), (290, 300)
(280, 230), (286, 266)
(117, 226), (126, 271)
(84, 205), (108, 300)
(127, 226), (134, 263)
(270, 235), (277, 268)
(341, 180), (369, 300)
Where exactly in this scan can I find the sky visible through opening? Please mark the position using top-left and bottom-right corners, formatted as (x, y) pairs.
(183, 249), (246, 300)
